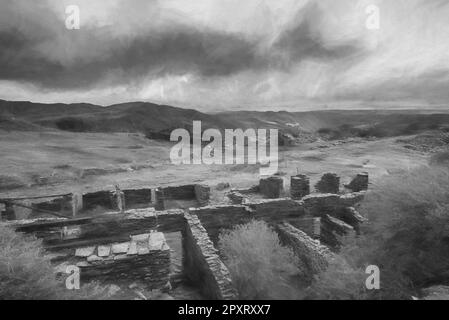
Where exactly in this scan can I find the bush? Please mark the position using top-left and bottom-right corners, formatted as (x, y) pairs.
(0, 225), (106, 300)
(324, 166), (449, 299)
(305, 253), (368, 300)
(219, 220), (302, 299)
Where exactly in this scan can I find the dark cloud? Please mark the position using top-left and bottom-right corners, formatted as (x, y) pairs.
(0, 1), (361, 90)
(272, 3), (361, 68)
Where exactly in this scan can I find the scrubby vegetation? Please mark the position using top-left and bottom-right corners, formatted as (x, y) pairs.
(0, 224), (106, 300)
(219, 220), (302, 300)
(220, 165), (449, 300)
(310, 165), (449, 299)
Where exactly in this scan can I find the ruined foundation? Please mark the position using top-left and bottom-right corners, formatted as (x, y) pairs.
(73, 232), (170, 288)
(346, 173), (369, 192)
(3, 171), (368, 299)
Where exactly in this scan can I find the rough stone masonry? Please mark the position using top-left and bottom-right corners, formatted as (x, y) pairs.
(70, 231), (171, 288)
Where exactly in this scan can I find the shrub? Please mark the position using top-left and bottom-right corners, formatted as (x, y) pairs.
(305, 253), (368, 300)
(219, 220), (302, 299)
(326, 166), (449, 299)
(0, 225), (106, 300)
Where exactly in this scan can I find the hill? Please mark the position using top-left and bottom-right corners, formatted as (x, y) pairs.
(1, 99), (449, 140)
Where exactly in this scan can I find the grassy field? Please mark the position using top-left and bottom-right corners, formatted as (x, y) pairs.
(0, 129), (431, 199)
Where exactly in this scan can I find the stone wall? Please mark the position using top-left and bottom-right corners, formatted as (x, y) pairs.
(320, 214), (356, 249)
(83, 191), (115, 211)
(259, 176), (284, 199)
(290, 175), (310, 200)
(227, 191), (246, 205)
(123, 188), (152, 207)
(276, 222), (334, 276)
(162, 185), (196, 200)
(194, 184), (210, 207)
(33, 195), (73, 216)
(71, 232), (170, 288)
(345, 173), (369, 192)
(14, 208), (185, 251)
(334, 207), (366, 233)
(190, 205), (252, 243)
(182, 213), (237, 300)
(154, 188), (165, 211)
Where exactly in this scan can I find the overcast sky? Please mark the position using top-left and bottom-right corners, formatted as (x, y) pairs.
(0, 0), (448, 111)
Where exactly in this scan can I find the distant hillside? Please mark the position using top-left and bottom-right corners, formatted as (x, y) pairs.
(1, 99), (449, 140)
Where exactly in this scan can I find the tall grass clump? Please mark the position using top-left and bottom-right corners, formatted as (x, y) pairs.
(0, 224), (105, 300)
(219, 220), (302, 300)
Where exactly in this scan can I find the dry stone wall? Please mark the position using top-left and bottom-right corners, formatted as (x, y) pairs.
(290, 174), (310, 200)
(183, 213), (237, 300)
(276, 222), (334, 276)
(70, 232), (170, 288)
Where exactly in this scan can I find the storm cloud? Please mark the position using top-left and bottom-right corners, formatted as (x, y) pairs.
(0, 0), (448, 110)
(0, 0), (361, 90)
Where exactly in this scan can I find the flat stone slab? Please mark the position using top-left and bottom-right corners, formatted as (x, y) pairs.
(131, 233), (150, 242)
(97, 245), (111, 257)
(87, 255), (103, 263)
(149, 232), (168, 251)
(112, 242), (130, 254)
(75, 246), (96, 257)
(127, 241), (138, 255)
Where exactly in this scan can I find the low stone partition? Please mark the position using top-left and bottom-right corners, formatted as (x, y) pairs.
(32, 195), (74, 216)
(154, 184), (211, 211)
(246, 198), (305, 220)
(71, 232), (170, 288)
(194, 184), (211, 207)
(345, 173), (369, 192)
(83, 191), (115, 211)
(162, 185), (196, 200)
(290, 174), (310, 200)
(82, 188), (153, 213)
(315, 173), (340, 194)
(259, 176), (284, 198)
(302, 192), (365, 217)
(320, 214), (356, 249)
(338, 191), (366, 207)
(123, 188), (152, 207)
(190, 205), (252, 243)
(227, 191), (246, 205)
(182, 213), (237, 300)
(276, 223), (334, 276)
(288, 217), (321, 239)
(334, 207), (366, 233)
(13, 208), (185, 251)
